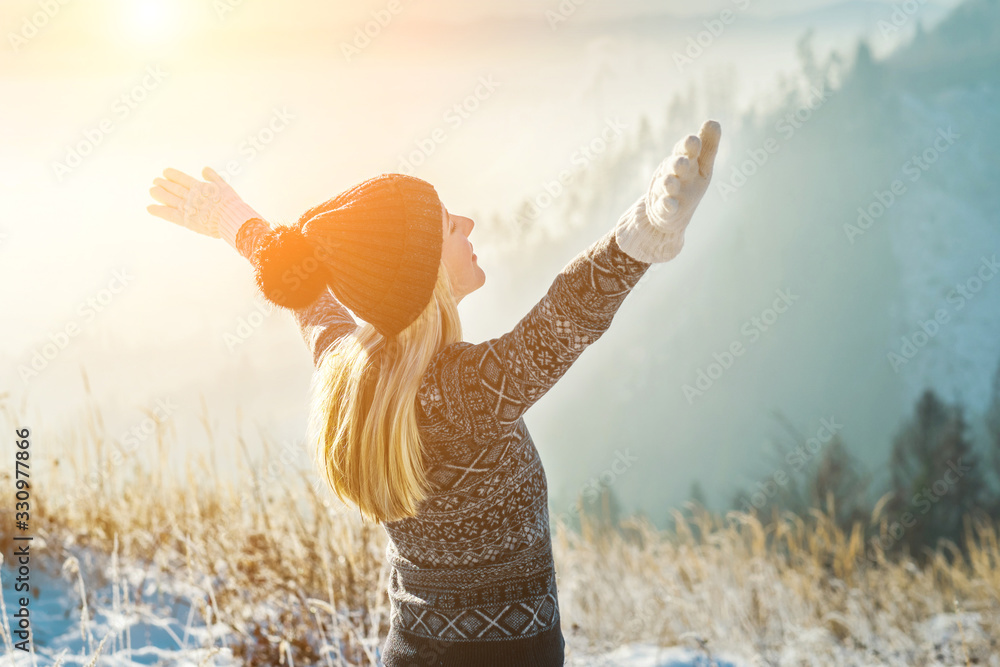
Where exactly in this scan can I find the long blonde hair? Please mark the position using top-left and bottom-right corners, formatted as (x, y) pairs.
(307, 260), (464, 524)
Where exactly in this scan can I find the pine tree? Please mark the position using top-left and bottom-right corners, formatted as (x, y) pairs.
(687, 480), (708, 510)
(634, 114), (653, 155)
(578, 483), (623, 539)
(681, 480), (709, 542)
(808, 434), (870, 532)
(984, 357), (1000, 516)
(886, 389), (988, 561)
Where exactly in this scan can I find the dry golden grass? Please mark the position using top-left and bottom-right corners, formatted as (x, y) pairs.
(555, 508), (1000, 664)
(2, 388), (999, 665)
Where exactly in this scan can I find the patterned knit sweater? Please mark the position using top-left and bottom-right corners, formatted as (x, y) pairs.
(235, 206), (655, 666)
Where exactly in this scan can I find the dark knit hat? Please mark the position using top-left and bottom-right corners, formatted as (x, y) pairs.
(251, 173), (445, 339)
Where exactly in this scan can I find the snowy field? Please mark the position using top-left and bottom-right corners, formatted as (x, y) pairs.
(2, 553), (995, 667)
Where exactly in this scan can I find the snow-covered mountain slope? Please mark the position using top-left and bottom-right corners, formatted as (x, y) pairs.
(507, 0), (1000, 517)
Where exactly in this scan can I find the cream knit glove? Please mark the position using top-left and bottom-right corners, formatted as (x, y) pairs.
(147, 167), (263, 250)
(615, 120), (721, 263)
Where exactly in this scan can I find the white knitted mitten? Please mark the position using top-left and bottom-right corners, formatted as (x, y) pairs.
(147, 167), (263, 249)
(615, 120), (721, 263)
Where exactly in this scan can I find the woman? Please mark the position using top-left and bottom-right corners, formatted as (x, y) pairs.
(147, 119), (721, 666)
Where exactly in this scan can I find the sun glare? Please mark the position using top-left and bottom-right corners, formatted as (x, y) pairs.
(128, 0), (177, 44)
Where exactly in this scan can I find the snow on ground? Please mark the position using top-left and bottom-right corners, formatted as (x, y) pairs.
(566, 642), (748, 666)
(1, 555), (995, 666)
(0, 557), (240, 666)
(0, 554), (748, 666)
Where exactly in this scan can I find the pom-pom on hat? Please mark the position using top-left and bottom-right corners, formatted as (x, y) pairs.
(250, 173), (445, 339)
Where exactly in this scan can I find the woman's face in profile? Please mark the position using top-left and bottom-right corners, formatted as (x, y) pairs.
(441, 204), (486, 302)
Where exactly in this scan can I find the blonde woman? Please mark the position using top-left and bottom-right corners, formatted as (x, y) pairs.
(147, 119), (721, 666)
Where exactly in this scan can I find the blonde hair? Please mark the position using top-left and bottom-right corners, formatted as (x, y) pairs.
(306, 260), (463, 524)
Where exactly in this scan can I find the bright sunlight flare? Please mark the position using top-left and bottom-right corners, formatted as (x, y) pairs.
(126, 0), (177, 44)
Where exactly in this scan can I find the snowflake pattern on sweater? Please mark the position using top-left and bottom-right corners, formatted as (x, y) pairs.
(235, 218), (652, 646)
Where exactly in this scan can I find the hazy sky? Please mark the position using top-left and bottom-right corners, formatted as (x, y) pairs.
(0, 0), (962, 73)
(1, 0), (957, 405)
(0, 0), (974, 515)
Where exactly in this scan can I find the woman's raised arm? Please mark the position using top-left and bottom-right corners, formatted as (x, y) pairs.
(425, 120), (721, 433)
(147, 167), (357, 368)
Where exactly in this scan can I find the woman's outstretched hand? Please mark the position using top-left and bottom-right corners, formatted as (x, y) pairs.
(646, 120), (721, 232)
(614, 119), (722, 263)
(146, 167), (264, 248)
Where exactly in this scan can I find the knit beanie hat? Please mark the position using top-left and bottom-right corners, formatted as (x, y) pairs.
(250, 173), (445, 339)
